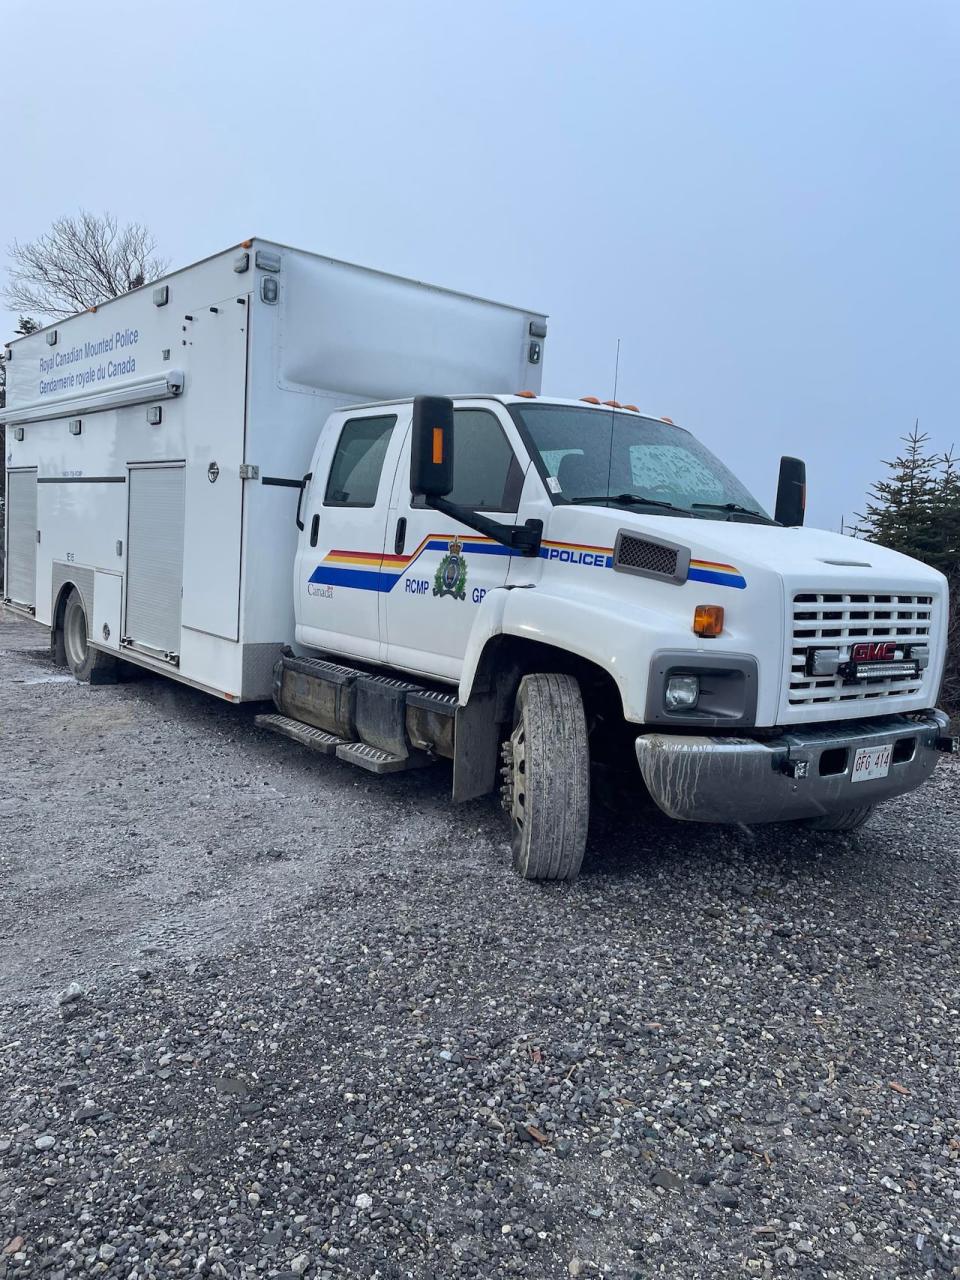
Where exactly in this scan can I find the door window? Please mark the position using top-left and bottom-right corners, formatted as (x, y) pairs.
(325, 414), (397, 507)
(416, 408), (522, 512)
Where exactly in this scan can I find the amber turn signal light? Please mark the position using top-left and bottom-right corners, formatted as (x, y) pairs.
(693, 605), (724, 637)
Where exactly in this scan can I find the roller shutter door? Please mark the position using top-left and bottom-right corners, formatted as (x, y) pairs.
(6, 469), (37, 608)
(125, 464), (185, 656)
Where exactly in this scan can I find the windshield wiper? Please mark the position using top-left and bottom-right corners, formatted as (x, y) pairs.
(692, 502), (778, 525)
(569, 493), (686, 512)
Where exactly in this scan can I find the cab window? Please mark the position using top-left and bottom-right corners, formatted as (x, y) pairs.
(325, 415), (396, 507)
(416, 408), (522, 512)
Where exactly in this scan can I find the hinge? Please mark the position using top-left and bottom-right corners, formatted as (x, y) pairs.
(239, 464), (260, 480)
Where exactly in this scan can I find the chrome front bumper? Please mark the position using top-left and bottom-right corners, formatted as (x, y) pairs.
(635, 711), (954, 824)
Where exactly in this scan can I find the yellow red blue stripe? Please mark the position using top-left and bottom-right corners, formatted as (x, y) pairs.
(688, 558), (747, 589)
(308, 537), (746, 592)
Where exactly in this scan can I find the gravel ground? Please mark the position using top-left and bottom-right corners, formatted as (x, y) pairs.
(1, 606), (959, 1280)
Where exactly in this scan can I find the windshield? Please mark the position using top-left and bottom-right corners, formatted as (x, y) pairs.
(512, 404), (770, 520)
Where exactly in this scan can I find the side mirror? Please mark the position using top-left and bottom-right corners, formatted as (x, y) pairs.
(775, 455), (806, 527)
(410, 395), (454, 499)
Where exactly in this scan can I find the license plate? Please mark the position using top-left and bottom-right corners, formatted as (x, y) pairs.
(851, 743), (892, 782)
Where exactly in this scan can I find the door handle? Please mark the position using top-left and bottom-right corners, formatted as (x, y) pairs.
(310, 513), (320, 547)
(295, 471), (312, 531)
(394, 517), (407, 555)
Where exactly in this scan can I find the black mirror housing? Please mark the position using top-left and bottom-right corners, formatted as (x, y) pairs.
(775, 455), (806, 527)
(411, 395), (454, 498)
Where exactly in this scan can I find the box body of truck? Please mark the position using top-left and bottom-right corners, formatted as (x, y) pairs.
(2, 241), (547, 699)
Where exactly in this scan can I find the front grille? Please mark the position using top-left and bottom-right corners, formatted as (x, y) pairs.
(615, 534), (680, 580)
(788, 590), (933, 705)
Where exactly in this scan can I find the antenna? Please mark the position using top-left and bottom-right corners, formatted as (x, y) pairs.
(604, 338), (622, 498)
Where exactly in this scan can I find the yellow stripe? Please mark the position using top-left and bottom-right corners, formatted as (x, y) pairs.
(690, 558), (740, 573)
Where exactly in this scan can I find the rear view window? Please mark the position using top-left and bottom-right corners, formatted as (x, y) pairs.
(325, 415), (396, 507)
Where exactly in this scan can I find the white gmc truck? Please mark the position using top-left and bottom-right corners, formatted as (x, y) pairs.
(3, 239), (955, 880)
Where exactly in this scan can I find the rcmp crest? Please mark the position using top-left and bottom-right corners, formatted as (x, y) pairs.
(433, 535), (468, 600)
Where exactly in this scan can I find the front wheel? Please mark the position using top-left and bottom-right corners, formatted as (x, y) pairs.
(500, 673), (589, 881)
(59, 588), (118, 684)
(801, 805), (877, 832)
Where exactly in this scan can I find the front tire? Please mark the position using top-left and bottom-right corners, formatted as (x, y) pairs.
(501, 673), (589, 881)
(60, 588), (118, 684)
(802, 805), (876, 832)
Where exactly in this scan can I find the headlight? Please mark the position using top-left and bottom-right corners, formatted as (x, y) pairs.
(665, 674), (700, 711)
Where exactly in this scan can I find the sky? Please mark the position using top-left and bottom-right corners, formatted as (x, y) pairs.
(2, 0), (958, 530)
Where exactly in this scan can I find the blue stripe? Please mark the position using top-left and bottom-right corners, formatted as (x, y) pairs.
(308, 566), (402, 592)
(426, 539), (514, 557)
(688, 567), (746, 590)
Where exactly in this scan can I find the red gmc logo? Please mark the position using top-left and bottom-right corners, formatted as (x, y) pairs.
(851, 641), (897, 662)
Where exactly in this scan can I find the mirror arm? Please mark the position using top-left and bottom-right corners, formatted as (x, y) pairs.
(426, 497), (543, 557)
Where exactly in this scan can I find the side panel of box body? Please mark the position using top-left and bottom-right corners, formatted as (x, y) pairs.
(3, 248), (255, 697)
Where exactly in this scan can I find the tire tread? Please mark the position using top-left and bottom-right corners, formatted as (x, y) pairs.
(803, 805), (876, 832)
(511, 672), (589, 881)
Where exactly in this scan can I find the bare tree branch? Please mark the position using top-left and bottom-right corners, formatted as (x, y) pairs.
(4, 211), (168, 319)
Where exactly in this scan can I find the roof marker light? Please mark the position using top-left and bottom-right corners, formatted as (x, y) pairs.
(624, 404), (639, 412)
(603, 400), (622, 408)
(515, 390), (537, 398)
(661, 416), (675, 425)
(580, 396), (601, 404)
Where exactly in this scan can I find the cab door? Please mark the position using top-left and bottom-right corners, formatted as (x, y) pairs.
(383, 403), (526, 681)
(294, 409), (403, 663)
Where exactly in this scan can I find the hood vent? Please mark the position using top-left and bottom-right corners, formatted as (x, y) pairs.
(614, 531), (690, 584)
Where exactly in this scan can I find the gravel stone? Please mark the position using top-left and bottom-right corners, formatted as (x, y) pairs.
(1, 609), (959, 1280)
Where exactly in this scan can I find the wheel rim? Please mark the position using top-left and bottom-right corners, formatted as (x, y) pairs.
(503, 721), (527, 839)
(64, 600), (88, 670)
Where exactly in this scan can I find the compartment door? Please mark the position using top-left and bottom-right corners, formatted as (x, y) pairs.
(125, 464), (186, 658)
(92, 570), (123, 651)
(180, 299), (248, 640)
(5, 468), (38, 609)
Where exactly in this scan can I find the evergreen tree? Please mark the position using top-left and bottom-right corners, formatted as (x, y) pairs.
(856, 427), (959, 713)
(855, 425), (941, 563)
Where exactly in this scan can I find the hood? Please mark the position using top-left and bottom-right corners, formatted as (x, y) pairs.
(548, 507), (946, 594)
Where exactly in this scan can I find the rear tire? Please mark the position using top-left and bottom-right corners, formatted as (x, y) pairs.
(802, 805), (876, 832)
(501, 673), (589, 882)
(60, 587), (118, 684)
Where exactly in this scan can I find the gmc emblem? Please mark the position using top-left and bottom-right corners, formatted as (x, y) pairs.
(851, 641), (897, 662)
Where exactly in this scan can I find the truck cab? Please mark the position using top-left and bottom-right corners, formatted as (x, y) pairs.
(275, 392), (954, 879)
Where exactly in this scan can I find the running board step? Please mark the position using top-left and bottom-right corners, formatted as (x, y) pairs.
(255, 713), (350, 756)
(256, 713), (435, 775)
(335, 741), (433, 775)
